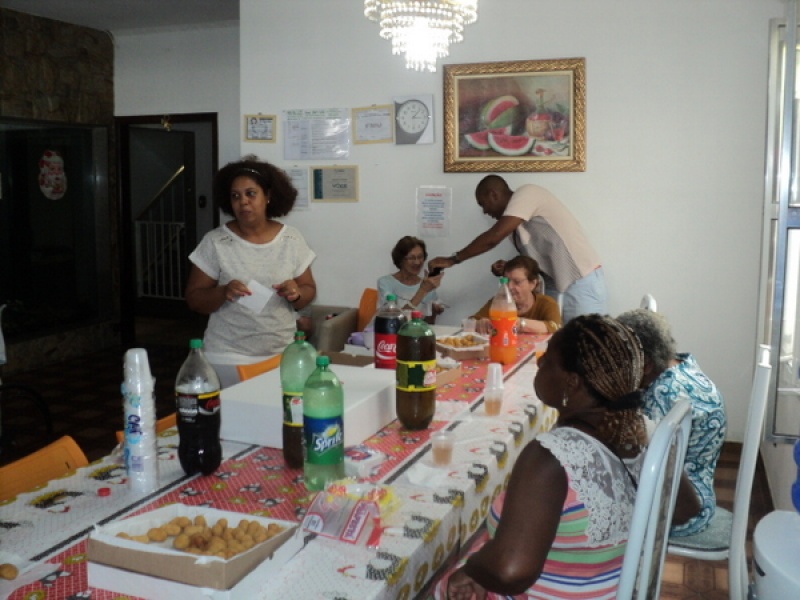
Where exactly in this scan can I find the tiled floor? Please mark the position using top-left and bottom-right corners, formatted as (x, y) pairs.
(1, 316), (205, 463)
(0, 319), (775, 596)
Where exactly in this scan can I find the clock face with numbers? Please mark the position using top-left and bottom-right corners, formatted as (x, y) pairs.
(395, 99), (430, 135)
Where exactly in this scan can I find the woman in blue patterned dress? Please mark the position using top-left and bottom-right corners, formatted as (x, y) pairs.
(618, 308), (726, 536)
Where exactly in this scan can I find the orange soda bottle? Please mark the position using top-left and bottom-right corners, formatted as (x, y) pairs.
(489, 276), (518, 364)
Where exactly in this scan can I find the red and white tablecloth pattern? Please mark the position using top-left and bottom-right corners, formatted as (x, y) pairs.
(0, 335), (554, 600)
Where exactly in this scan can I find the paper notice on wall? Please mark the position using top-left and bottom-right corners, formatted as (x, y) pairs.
(287, 167), (309, 210)
(417, 186), (451, 238)
(283, 108), (351, 160)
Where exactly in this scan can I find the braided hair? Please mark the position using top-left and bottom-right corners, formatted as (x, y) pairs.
(558, 314), (647, 452)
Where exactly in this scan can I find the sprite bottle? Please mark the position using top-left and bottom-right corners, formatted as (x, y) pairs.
(303, 355), (345, 491)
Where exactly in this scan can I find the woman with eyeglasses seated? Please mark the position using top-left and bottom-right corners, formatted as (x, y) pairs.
(472, 255), (561, 335)
(433, 314), (699, 600)
(377, 236), (444, 324)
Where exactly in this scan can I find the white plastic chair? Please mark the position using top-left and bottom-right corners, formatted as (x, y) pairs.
(640, 294), (658, 312)
(667, 345), (771, 600)
(618, 399), (692, 600)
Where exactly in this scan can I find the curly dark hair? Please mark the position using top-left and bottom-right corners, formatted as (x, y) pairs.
(390, 236), (427, 269)
(213, 155), (297, 218)
(556, 314), (644, 409)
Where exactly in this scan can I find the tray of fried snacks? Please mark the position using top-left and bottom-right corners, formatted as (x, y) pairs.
(436, 332), (489, 360)
(87, 504), (301, 592)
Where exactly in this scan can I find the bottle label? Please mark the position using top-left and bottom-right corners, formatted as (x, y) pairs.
(304, 415), (344, 465)
(489, 316), (518, 349)
(283, 392), (303, 426)
(396, 359), (436, 392)
(176, 391), (220, 423)
(374, 333), (397, 368)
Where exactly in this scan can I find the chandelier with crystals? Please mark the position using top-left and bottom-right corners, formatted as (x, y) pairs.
(364, 1), (478, 73)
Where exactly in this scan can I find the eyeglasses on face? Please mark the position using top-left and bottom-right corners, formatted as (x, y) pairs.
(404, 254), (425, 262)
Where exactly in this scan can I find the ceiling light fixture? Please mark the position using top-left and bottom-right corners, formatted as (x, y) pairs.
(364, 1), (478, 73)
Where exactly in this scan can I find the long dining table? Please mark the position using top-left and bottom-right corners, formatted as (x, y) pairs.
(0, 333), (556, 600)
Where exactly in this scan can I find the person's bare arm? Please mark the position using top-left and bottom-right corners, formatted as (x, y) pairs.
(185, 265), (251, 315)
(448, 440), (567, 596)
(273, 267), (316, 311)
(428, 216), (524, 270)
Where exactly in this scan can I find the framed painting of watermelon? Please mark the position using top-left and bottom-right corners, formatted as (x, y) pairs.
(443, 58), (586, 172)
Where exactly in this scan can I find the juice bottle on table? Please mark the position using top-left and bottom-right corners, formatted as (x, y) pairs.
(489, 276), (518, 365)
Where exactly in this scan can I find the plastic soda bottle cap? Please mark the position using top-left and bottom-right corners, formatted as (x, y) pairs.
(97, 487), (111, 497)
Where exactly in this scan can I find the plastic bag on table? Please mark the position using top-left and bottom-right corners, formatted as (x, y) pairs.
(301, 478), (399, 547)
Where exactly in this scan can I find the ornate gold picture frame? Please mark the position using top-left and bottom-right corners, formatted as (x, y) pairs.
(443, 58), (586, 172)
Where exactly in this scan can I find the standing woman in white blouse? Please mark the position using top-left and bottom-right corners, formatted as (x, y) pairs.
(185, 155), (316, 387)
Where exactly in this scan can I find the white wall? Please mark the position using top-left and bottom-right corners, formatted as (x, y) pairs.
(111, 1), (796, 503)
(239, 0), (781, 443)
(113, 23), (240, 166)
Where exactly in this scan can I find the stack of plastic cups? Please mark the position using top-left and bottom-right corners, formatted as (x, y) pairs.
(122, 348), (159, 494)
(484, 362), (504, 416)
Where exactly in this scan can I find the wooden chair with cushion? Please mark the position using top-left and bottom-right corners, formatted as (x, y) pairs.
(115, 412), (178, 444)
(0, 435), (89, 501)
(236, 354), (282, 382)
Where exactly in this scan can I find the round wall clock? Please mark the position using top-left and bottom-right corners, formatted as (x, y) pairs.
(394, 98), (430, 144)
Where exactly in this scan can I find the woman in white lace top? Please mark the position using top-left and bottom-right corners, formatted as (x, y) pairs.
(436, 314), (699, 600)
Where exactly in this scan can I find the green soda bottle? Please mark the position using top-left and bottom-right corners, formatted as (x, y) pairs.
(303, 355), (345, 491)
(280, 331), (317, 469)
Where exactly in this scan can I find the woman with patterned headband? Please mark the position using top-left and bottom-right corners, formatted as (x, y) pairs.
(185, 155), (316, 387)
(435, 314), (699, 600)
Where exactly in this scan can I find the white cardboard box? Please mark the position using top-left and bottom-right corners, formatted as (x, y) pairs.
(87, 505), (303, 599)
(220, 364), (396, 448)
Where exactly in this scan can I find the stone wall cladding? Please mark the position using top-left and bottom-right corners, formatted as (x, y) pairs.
(1, 8), (117, 374)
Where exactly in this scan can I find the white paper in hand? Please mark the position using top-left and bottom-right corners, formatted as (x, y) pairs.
(237, 279), (273, 314)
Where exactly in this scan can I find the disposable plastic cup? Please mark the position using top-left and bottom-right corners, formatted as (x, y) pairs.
(486, 362), (503, 389)
(461, 318), (477, 333)
(484, 388), (504, 416)
(431, 431), (455, 466)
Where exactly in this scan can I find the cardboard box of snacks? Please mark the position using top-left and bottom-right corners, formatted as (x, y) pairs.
(87, 504), (301, 599)
(436, 333), (489, 360)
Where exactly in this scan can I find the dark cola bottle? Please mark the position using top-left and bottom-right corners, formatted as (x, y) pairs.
(395, 310), (436, 430)
(175, 339), (222, 476)
(374, 294), (407, 369)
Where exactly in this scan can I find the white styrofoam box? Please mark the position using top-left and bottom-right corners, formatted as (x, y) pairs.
(88, 527), (302, 600)
(220, 364), (396, 449)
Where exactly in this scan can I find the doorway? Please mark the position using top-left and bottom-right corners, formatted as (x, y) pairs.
(116, 113), (219, 347)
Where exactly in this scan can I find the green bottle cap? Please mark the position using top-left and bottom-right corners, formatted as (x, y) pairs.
(294, 331), (306, 340)
(499, 277), (509, 284)
(386, 294), (396, 302)
(316, 355), (330, 367)
(189, 338), (203, 349)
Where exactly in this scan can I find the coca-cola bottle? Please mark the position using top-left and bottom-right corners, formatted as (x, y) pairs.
(175, 339), (222, 476)
(374, 294), (407, 369)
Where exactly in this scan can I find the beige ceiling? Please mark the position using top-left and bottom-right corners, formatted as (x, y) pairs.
(1, 0), (239, 33)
